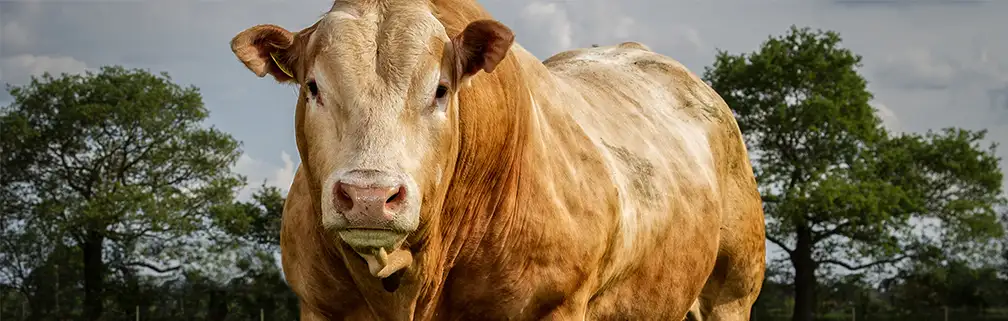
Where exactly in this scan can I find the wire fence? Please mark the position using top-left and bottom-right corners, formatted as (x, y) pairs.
(4, 302), (1008, 320)
(0, 298), (301, 321)
(754, 307), (1008, 321)
(0, 279), (301, 320)
(0, 306), (275, 321)
(0, 305), (287, 321)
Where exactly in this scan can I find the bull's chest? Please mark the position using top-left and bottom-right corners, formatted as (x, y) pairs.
(430, 263), (573, 321)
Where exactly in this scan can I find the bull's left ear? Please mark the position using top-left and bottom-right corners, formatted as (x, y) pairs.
(451, 19), (515, 82)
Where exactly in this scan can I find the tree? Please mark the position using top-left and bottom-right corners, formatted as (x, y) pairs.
(702, 26), (1006, 321)
(0, 66), (245, 321)
(213, 181), (286, 250)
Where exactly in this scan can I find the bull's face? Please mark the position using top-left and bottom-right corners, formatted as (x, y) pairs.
(230, 2), (514, 265)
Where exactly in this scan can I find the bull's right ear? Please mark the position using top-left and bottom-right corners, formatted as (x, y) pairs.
(230, 24), (298, 83)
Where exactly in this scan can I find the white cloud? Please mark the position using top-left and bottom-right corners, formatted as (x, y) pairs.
(232, 150), (297, 201)
(611, 16), (636, 39)
(873, 47), (1008, 92)
(0, 54), (88, 85)
(519, 1), (574, 55)
(874, 49), (958, 90)
(665, 25), (704, 53)
(1, 21), (32, 51)
(872, 101), (902, 132)
(275, 151), (296, 191)
(990, 85), (1008, 111)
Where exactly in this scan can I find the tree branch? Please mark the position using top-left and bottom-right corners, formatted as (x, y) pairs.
(761, 195), (780, 203)
(765, 234), (795, 255)
(813, 221), (852, 243)
(123, 261), (182, 273)
(821, 254), (912, 271)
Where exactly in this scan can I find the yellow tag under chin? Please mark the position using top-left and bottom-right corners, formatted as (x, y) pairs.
(270, 52), (294, 78)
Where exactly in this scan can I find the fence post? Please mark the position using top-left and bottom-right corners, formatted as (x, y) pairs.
(851, 307), (855, 321)
(261, 308), (265, 321)
(944, 306), (948, 321)
(135, 305), (139, 321)
(55, 263), (59, 317)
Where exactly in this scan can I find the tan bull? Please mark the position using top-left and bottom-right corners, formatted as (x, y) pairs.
(230, 0), (765, 320)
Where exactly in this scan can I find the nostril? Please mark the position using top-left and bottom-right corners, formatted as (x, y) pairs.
(334, 183), (354, 211)
(385, 186), (407, 207)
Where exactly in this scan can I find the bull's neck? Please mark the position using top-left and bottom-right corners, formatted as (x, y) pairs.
(411, 45), (545, 318)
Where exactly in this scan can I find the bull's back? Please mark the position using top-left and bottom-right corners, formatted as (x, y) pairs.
(543, 43), (730, 142)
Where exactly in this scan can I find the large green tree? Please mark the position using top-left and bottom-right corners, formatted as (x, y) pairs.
(702, 26), (1006, 321)
(0, 66), (244, 321)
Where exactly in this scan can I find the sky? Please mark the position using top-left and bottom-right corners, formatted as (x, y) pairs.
(2, 0), (1007, 272)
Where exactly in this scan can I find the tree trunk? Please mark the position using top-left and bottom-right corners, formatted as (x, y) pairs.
(259, 295), (277, 321)
(791, 224), (817, 321)
(82, 232), (105, 321)
(208, 289), (229, 320)
(121, 266), (141, 320)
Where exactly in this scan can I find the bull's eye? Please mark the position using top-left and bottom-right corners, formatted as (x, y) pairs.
(306, 80), (319, 97)
(434, 85), (448, 99)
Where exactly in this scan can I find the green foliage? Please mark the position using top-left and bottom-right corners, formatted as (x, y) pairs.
(881, 259), (1008, 310)
(0, 181), (299, 320)
(213, 181), (286, 249)
(1, 65), (245, 240)
(1, 65), (245, 237)
(753, 264), (1008, 321)
(0, 66), (247, 319)
(703, 25), (1006, 320)
(705, 24), (1005, 269)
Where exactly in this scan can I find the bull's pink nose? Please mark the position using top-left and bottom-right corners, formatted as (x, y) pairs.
(334, 182), (406, 226)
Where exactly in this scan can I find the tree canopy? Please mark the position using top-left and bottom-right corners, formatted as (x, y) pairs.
(0, 66), (247, 320)
(703, 25), (1006, 321)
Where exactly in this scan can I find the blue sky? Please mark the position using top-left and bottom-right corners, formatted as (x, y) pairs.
(2, 0), (1007, 271)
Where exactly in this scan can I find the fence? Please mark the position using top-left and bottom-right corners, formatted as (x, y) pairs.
(0, 298), (301, 321)
(755, 307), (1008, 321)
(0, 306), (274, 321)
(0, 305), (283, 321)
(5, 302), (1008, 320)
(0, 283), (301, 320)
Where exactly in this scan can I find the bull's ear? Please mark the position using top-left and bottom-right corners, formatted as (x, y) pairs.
(230, 24), (299, 83)
(450, 19), (515, 82)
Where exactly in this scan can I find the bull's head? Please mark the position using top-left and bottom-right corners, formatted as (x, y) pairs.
(229, 2), (514, 278)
